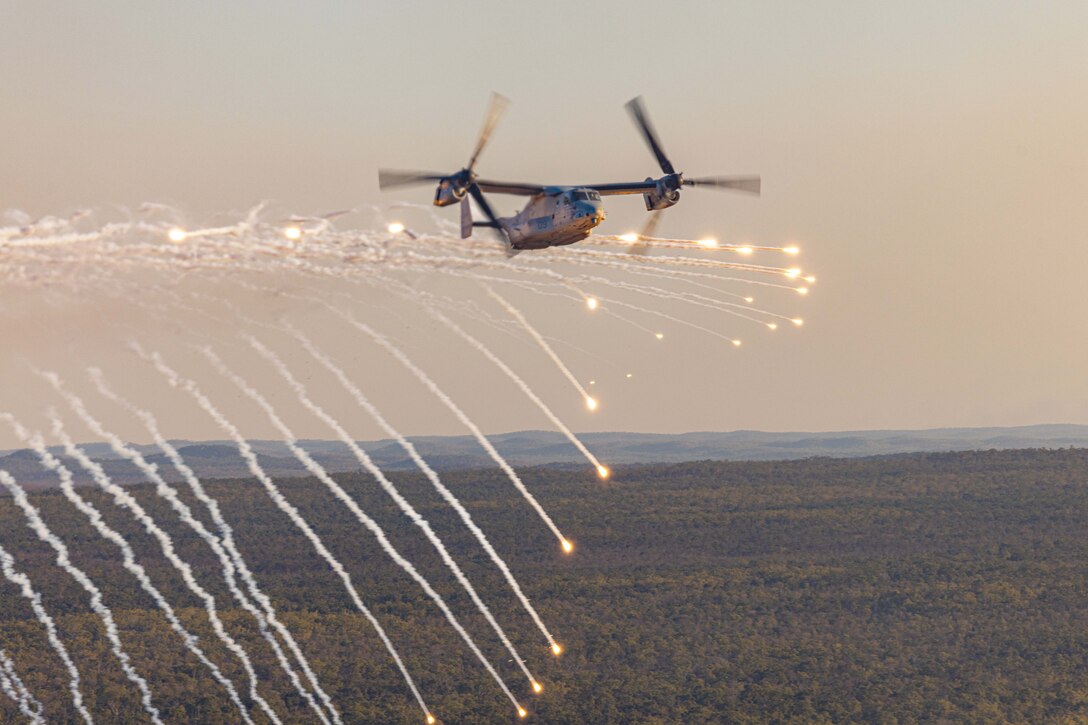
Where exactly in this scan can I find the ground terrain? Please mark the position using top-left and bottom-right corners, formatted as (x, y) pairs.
(1, 448), (1087, 723)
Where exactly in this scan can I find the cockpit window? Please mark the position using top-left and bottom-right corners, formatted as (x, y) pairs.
(573, 191), (600, 201)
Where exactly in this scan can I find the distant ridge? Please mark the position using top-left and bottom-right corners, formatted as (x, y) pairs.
(3, 424), (1088, 488)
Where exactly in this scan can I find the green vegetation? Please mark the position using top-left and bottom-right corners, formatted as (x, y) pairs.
(2, 448), (1088, 723)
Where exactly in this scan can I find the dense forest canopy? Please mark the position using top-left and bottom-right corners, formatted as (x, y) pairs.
(1, 448), (1087, 723)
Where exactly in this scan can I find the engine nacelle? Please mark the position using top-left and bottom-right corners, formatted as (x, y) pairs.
(434, 178), (469, 207)
(641, 176), (681, 211)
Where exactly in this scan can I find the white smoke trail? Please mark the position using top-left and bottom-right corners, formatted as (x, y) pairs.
(544, 245), (804, 275)
(288, 326), (564, 656)
(86, 369), (339, 725)
(0, 206), (811, 313)
(134, 345), (437, 724)
(589, 293), (745, 344)
(605, 262), (773, 304)
(399, 251), (791, 328)
(0, 542), (91, 724)
(589, 274), (796, 326)
(0, 413), (255, 724)
(176, 285), (556, 658)
(484, 286), (598, 414)
(0, 470), (163, 724)
(365, 278), (622, 483)
(0, 657), (26, 722)
(338, 303), (609, 516)
(424, 305), (609, 490)
(470, 275), (745, 345)
(199, 345), (528, 714)
(0, 649), (44, 724)
(247, 334), (546, 686)
(383, 258), (786, 341)
(14, 236), (801, 339)
(0, 659), (19, 720)
(189, 279), (581, 549)
(6, 210), (811, 312)
(39, 394), (283, 725)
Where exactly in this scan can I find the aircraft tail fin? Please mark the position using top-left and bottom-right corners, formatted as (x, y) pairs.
(462, 193), (517, 256)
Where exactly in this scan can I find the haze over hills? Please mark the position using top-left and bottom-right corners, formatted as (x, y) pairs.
(3, 424), (1088, 488)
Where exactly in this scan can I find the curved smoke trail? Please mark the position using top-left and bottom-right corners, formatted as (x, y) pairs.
(247, 334), (546, 690)
(0, 470), (163, 724)
(0, 413), (255, 724)
(42, 407), (283, 725)
(87, 368), (340, 725)
(136, 345), (438, 723)
(289, 325), (565, 653)
(0, 542), (92, 724)
(200, 345), (529, 715)
(41, 375), (289, 724)
(0, 649), (44, 724)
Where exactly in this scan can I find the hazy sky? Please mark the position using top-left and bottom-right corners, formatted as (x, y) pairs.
(1, 2), (1087, 445)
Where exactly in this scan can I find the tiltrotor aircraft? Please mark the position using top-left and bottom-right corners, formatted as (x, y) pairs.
(378, 94), (760, 254)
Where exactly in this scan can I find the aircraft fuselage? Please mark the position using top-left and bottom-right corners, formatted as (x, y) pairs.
(501, 188), (605, 250)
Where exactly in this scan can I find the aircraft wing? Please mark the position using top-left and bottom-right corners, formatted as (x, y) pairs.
(475, 179), (660, 196)
(580, 181), (658, 196)
(474, 180), (547, 196)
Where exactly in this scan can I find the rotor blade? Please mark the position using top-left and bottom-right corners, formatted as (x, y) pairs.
(684, 175), (761, 195)
(378, 169), (446, 190)
(629, 210), (664, 255)
(468, 184), (510, 246)
(467, 92), (510, 172)
(639, 209), (664, 239)
(625, 96), (674, 175)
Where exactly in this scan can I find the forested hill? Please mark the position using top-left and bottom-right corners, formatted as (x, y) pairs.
(1, 448), (1088, 722)
(5, 424), (1088, 488)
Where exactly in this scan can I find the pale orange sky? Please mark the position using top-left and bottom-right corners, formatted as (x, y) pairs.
(1, 2), (1087, 447)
